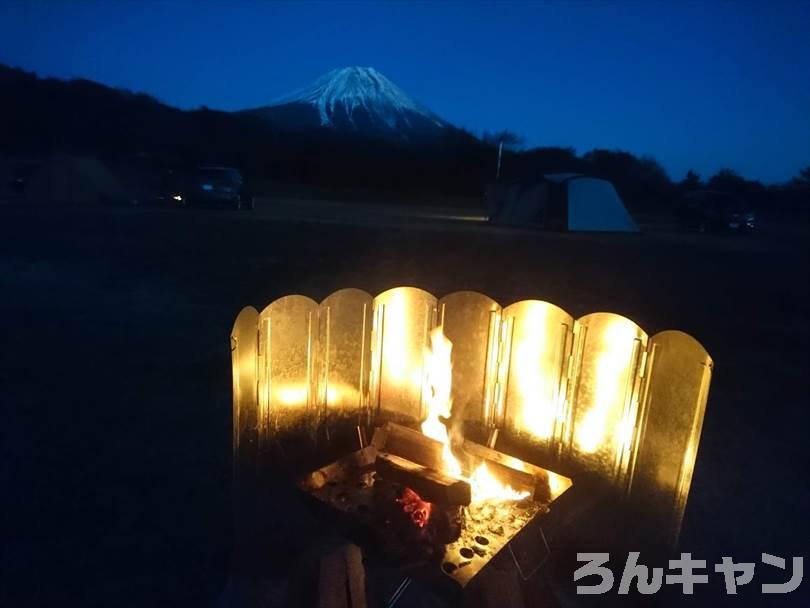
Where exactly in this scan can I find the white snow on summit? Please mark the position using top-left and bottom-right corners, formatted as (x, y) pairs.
(278, 66), (446, 130)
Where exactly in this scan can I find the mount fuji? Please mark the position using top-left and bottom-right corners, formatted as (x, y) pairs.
(242, 67), (452, 140)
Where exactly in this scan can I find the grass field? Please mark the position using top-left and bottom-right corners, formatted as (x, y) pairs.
(1, 204), (808, 606)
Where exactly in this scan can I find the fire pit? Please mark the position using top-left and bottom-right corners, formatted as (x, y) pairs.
(300, 420), (573, 590)
(230, 287), (712, 601)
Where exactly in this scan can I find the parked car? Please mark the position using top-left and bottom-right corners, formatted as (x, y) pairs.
(677, 190), (755, 233)
(163, 167), (253, 210)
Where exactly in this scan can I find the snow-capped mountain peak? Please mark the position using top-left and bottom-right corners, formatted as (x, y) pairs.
(280, 66), (445, 129)
(244, 66), (451, 139)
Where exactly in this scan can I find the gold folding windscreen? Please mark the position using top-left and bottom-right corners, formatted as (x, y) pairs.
(318, 288), (373, 418)
(438, 291), (501, 431)
(566, 313), (648, 484)
(257, 295), (319, 439)
(370, 287), (437, 423)
(231, 306), (259, 483)
(232, 287), (712, 542)
(631, 330), (712, 543)
(500, 300), (574, 454)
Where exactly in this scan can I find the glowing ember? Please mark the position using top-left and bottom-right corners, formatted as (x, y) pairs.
(422, 326), (530, 504)
(396, 487), (432, 528)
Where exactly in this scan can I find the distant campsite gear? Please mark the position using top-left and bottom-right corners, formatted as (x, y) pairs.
(487, 173), (639, 232)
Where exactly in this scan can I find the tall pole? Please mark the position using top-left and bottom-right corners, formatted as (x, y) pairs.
(496, 140), (503, 180)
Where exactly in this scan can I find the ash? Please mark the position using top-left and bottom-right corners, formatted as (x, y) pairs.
(305, 461), (551, 586)
(440, 500), (547, 584)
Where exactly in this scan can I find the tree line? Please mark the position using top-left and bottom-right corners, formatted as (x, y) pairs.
(2, 64), (807, 216)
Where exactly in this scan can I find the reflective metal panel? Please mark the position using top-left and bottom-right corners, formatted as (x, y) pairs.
(233, 289), (713, 539)
(567, 313), (647, 482)
(438, 291), (501, 430)
(501, 301), (574, 451)
(370, 287), (437, 425)
(631, 330), (712, 545)
(318, 288), (374, 421)
(231, 306), (258, 479)
(257, 295), (319, 439)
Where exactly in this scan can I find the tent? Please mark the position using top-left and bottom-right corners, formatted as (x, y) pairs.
(487, 173), (639, 232)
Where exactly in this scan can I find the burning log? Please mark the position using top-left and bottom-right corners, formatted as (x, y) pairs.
(375, 452), (472, 506)
(461, 439), (572, 502)
(373, 476), (465, 556)
(371, 422), (445, 471)
(297, 424), (574, 590)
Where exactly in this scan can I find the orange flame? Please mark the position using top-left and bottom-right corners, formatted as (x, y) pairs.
(422, 326), (529, 503)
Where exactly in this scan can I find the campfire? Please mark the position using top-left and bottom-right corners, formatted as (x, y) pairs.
(419, 325), (531, 504)
(230, 287), (713, 596)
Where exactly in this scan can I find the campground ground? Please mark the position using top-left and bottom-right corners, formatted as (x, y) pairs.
(1, 202), (808, 606)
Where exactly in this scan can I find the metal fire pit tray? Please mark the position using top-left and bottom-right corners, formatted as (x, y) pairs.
(299, 442), (573, 592)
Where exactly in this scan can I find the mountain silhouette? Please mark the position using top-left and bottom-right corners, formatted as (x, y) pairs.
(241, 66), (451, 140)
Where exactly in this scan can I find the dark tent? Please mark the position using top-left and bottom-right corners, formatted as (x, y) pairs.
(488, 173), (638, 232)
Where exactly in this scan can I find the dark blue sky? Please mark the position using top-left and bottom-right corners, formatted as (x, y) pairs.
(2, 1), (808, 183)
